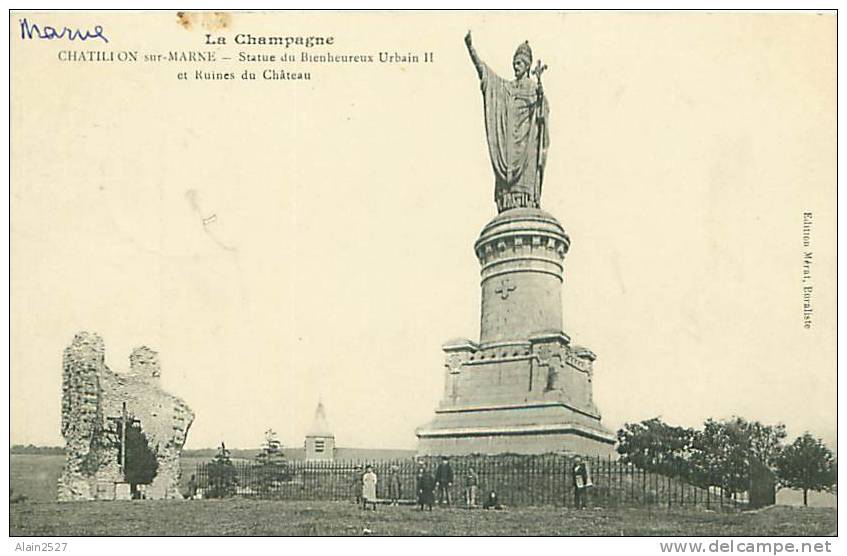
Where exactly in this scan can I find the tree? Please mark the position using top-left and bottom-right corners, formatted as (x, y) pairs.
(206, 442), (238, 498)
(121, 423), (158, 486)
(256, 429), (285, 464)
(253, 429), (290, 493)
(775, 433), (837, 506)
(689, 417), (786, 496)
(616, 417), (695, 478)
(736, 417), (786, 468)
(690, 418), (751, 496)
(618, 415), (789, 501)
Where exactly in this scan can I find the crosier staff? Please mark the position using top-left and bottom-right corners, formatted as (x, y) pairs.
(532, 59), (548, 201)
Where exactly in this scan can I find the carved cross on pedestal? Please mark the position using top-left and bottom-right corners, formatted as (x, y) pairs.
(495, 278), (516, 299)
(106, 401), (140, 481)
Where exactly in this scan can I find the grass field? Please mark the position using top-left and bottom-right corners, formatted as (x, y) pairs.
(10, 454), (238, 503)
(10, 456), (837, 536)
(9, 499), (837, 536)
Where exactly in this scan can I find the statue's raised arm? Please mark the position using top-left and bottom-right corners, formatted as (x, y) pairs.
(466, 33), (550, 213)
(465, 31), (484, 79)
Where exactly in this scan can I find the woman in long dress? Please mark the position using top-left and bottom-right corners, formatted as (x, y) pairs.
(362, 465), (378, 510)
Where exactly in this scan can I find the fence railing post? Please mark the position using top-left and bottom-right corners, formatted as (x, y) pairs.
(190, 452), (729, 510)
(666, 471), (670, 509)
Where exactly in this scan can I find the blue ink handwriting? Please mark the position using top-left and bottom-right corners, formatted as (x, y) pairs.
(19, 18), (109, 44)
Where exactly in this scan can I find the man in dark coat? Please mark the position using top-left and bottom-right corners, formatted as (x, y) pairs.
(416, 465), (435, 511)
(434, 457), (454, 505)
(572, 456), (590, 509)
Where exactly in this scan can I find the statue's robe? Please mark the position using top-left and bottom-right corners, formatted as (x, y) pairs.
(480, 62), (550, 212)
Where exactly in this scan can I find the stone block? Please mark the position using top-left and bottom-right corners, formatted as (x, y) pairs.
(95, 480), (115, 501)
(115, 483), (131, 500)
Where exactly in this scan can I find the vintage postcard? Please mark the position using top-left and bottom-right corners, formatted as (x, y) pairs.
(9, 10), (836, 540)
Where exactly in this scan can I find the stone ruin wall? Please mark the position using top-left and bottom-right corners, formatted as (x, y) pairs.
(58, 332), (194, 501)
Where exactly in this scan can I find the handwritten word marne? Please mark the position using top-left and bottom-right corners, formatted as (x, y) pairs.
(19, 18), (109, 44)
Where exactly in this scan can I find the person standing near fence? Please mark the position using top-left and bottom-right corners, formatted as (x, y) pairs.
(435, 457), (454, 506)
(464, 466), (479, 508)
(387, 465), (402, 506)
(186, 474), (198, 500)
(417, 464), (435, 511)
(350, 465), (364, 505)
(362, 465), (378, 510)
(572, 456), (591, 509)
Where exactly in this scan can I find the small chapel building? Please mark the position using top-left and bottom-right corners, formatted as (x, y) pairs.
(304, 401), (335, 461)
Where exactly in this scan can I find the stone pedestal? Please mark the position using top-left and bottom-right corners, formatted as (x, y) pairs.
(416, 208), (615, 456)
(477, 208), (568, 344)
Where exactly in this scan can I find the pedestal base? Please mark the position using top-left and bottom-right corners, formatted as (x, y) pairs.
(417, 208), (616, 456)
(417, 401), (616, 456)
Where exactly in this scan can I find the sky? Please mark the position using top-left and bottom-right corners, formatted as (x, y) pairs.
(10, 11), (836, 451)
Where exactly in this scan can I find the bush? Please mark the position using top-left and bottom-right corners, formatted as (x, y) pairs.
(251, 429), (291, 494)
(204, 442), (238, 498)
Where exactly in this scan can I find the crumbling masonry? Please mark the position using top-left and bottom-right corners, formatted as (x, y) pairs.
(58, 332), (194, 501)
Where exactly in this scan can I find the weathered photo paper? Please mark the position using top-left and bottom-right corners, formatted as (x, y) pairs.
(9, 10), (836, 537)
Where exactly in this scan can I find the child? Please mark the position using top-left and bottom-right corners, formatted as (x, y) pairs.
(186, 474), (198, 500)
(483, 490), (504, 510)
(464, 466), (479, 508)
(350, 465), (363, 504)
(388, 465), (402, 506)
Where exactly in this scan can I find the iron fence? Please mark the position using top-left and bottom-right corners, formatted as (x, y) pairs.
(193, 454), (749, 509)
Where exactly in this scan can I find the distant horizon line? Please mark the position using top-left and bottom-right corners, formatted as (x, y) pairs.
(10, 443), (418, 452)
